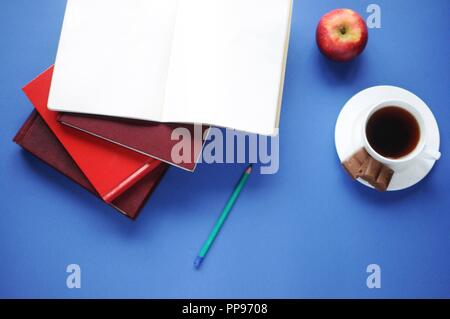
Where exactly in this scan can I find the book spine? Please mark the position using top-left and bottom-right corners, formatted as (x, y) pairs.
(13, 111), (38, 144)
(110, 163), (169, 220)
(102, 159), (162, 203)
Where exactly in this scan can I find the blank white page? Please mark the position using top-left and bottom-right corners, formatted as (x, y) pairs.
(163, 0), (292, 135)
(48, 0), (178, 120)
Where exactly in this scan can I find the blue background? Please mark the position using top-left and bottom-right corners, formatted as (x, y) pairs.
(0, 0), (449, 298)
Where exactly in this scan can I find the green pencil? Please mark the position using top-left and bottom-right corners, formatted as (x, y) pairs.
(194, 164), (253, 269)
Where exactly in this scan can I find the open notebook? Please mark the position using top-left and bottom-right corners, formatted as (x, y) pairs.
(48, 0), (293, 136)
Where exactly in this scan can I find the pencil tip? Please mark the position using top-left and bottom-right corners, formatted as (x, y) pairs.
(194, 256), (204, 269)
(246, 164), (253, 174)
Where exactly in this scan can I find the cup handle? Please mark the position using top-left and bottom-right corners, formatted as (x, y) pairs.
(421, 146), (441, 161)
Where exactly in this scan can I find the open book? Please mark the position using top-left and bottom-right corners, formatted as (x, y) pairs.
(48, 0), (293, 136)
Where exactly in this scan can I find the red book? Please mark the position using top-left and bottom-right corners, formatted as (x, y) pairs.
(13, 111), (168, 219)
(58, 113), (208, 172)
(23, 66), (161, 203)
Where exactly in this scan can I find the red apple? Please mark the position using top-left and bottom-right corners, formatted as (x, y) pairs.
(316, 9), (368, 62)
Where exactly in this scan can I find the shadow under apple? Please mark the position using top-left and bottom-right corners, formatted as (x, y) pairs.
(315, 49), (367, 86)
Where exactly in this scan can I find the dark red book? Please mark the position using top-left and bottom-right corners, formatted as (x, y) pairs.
(13, 111), (168, 219)
(58, 114), (209, 172)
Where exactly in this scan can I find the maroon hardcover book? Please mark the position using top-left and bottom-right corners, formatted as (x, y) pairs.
(58, 113), (209, 172)
(13, 111), (168, 219)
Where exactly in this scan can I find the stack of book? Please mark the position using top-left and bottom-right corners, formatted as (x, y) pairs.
(14, 0), (293, 219)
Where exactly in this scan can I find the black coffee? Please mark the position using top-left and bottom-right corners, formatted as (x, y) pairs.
(366, 106), (420, 159)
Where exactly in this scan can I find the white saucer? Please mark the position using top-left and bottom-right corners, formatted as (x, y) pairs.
(335, 86), (441, 191)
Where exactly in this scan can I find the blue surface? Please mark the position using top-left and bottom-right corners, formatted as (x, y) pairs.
(0, 0), (449, 298)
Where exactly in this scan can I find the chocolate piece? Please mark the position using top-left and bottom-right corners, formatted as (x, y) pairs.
(342, 148), (370, 179)
(341, 147), (394, 192)
(360, 157), (383, 185)
(357, 158), (370, 176)
(372, 166), (394, 192)
(360, 157), (394, 192)
(354, 147), (370, 163)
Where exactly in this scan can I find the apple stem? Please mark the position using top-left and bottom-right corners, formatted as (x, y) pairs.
(339, 26), (347, 35)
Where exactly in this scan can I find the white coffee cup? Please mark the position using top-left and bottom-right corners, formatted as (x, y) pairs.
(362, 100), (441, 170)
